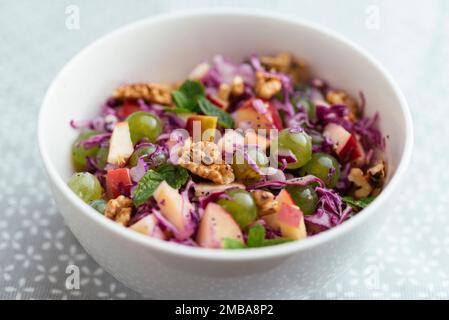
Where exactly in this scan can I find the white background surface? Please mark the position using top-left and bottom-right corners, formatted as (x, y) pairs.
(0, 0), (448, 299)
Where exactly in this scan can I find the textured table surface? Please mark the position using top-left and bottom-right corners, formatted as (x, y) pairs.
(1, 0), (448, 299)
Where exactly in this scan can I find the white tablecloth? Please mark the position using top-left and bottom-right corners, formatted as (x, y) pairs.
(1, 0), (448, 299)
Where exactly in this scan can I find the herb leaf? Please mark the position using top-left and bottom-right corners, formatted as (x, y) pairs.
(262, 238), (293, 246)
(223, 238), (245, 249)
(247, 224), (266, 248)
(132, 164), (189, 207)
(133, 170), (165, 207)
(170, 80), (204, 113)
(343, 196), (376, 210)
(198, 97), (234, 129)
(156, 164), (189, 190)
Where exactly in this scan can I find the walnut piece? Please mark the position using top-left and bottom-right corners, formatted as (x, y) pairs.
(252, 190), (279, 216)
(177, 139), (235, 185)
(260, 52), (310, 83)
(255, 71), (282, 100)
(326, 90), (358, 118)
(105, 195), (133, 226)
(113, 83), (172, 105)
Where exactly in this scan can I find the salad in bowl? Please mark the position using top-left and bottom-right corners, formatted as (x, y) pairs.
(68, 52), (386, 250)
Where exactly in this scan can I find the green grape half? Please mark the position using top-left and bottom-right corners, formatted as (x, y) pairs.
(217, 189), (257, 229)
(286, 185), (318, 215)
(126, 111), (162, 144)
(67, 172), (103, 203)
(278, 129), (312, 169)
(300, 153), (340, 188)
(71, 130), (100, 172)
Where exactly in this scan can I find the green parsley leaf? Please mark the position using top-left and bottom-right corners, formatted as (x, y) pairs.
(198, 97), (234, 129)
(247, 224), (266, 248)
(342, 196), (376, 210)
(132, 164), (189, 207)
(223, 238), (246, 249)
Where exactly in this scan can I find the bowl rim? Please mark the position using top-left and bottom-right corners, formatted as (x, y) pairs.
(38, 8), (414, 262)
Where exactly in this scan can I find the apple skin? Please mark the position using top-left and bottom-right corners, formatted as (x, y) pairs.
(278, 203), (307, 240)
(107, 121), (134, 167)
(106, 168), (133, 199)
(323, 123), (363, 162)
(116, 101), (141, 119)
(196, 202), (244, 249)
(262, 189), (295, 230)
(261, 188), (308, 241)
(153, 181), (194, 240)
(185, 115), (218, 142)
(206, 94), (228, 110)
(233, 98), (283, 131)
(129, 215), (166, 240)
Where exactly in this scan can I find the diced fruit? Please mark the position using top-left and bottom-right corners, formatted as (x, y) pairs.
(233, 98), (277, 131)
(68, 172), (103, 203)
(129, 215), (166, 240)
(244, 131), (270, 151)
(286, 185), (318, 215)
(267, 101), (283, 130)
(217, 189), (257, 229)
(196, 203), (244, 249)
(300, 153), (340, 188)
(323, 123), (363, 162)
(206, 94), (228, 109)
(185, 115), (218, 142)
(153, 181), (194, 240)
(188, 62), (211, 80)
(276, 189), (295, 206)
(117, 101), (141, 119)
(107, 122), (134, 167)
(126, 111), (162, 144)
(106, 168), (132, 199)
(193, 183), (245, 197)
(262, 189), (295, 231)
(217, 130), (245, 154)
(278, 128), (312, 169)
(71, 130), (100, 172)
(232, 147), (269, 184)
(278, 203), (307, 240)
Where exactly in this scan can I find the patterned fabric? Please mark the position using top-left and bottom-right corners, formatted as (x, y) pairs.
(0, 0), (448, 299)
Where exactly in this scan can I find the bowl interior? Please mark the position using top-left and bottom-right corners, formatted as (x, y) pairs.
(39, 11), (409, 252)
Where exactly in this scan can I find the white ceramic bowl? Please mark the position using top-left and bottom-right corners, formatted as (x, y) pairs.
(38, 9), (413, 299)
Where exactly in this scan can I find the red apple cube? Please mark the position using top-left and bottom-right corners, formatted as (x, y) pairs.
(185, 115), (218, 142)
(233, 98), (281, 131)
(278, 203), (307, 240)
(323, 123), (363, 162)
(106, 168), (133, 199)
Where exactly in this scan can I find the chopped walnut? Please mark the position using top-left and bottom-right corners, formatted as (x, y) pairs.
(255, 71), (282, 100)
(367, 162), (386, 194)
(252, 190), (279, 216)
(260, 52), (310, 84)
(348, 168), (372, 199)
(113, 83), (172, 105)
(177, 139), (235, 185)
(105, 195), (133, 226)
(326, 90), (359, 119)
